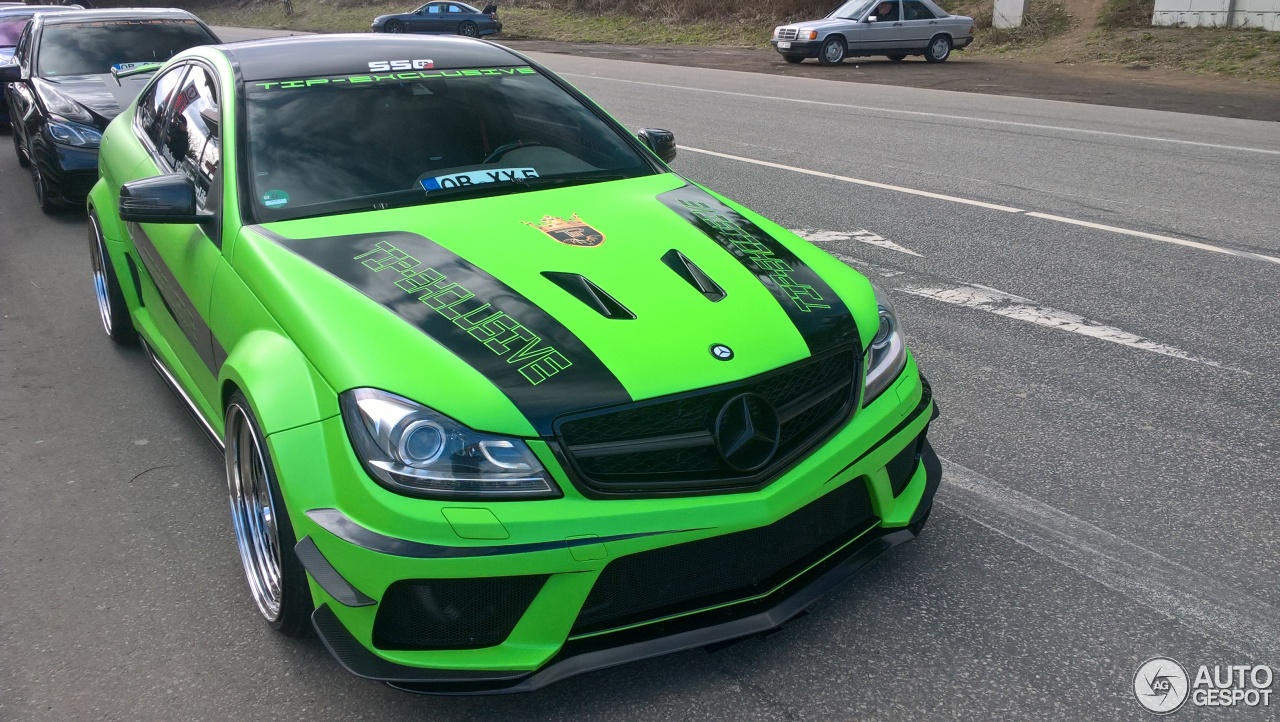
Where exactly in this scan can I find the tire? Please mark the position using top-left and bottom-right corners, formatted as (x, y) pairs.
(818, 36), (846, 66)
(226, 393), (312, 637)
(88, 212), (137, 346)
(887, 54), (906, 62)
(13, 130), (29, 168)
(782, 55), (804, 64)
(458, 20), (479, 37)
(925, 34), (951, 63)
(384, 19), (404, 33)
(31, 155), (62, 215)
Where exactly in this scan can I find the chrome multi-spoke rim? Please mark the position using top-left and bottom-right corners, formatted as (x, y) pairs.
(226, 404), (284, 621)
(824, 42), (843, 63)
(89, 219), (113, 336)
(931, 39), (947, 60)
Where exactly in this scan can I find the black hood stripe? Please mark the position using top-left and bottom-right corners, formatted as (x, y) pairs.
(254, 228), (631, 434)
(659, 186), (859, 354)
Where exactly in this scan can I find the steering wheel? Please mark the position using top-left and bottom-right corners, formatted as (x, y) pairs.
(483, 140), (543, 164)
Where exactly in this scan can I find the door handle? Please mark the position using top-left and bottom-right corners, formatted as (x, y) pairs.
(928, 20), (937, 24)
(893, 22), (903, 25)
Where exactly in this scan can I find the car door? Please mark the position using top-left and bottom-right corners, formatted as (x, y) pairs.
(126, 61), (225, 410)
(862, 0), (904, 52)
(900, 0), (940, 49)
(422, 3), (447, 32)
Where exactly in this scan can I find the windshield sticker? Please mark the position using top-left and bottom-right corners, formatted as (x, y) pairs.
(252, 66), (535, 92)
(261, 189), (290, 208)
(422, 168), (538, 192)
(111, 62), (146, 72)
(368, 59), (434, 72)
(523, 214), (605, 247)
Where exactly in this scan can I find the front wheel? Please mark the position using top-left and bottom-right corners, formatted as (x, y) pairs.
(88, 212), (137, 346)
(887, 54), (906, 62)
(458, 20), (479, 37)
(782, 54), (804, 64)
(925, 35), (951, 63)
(31, 160), (61, 215)
(818, 36), (847, 66)
(226, 393), (312, 637)
(384, 19), (404, 33)
(13, 131), (29, 168)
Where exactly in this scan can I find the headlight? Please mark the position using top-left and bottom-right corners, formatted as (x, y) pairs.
(773, 26), (782, 37)
(48, 117), (102, 148)
(340, 387), (560, 499)
(863, 283), (907, 405)
(799, 28), (818, 39)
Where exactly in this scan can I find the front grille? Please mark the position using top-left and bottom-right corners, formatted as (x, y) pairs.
(571, 478), (877, 635)
(778, 28), (799, 40)
(555, 347), (860, 495)
(373, 575), (548, 650)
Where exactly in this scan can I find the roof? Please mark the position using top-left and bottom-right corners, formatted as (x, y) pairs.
(0, 5), (80, 17)
(36, 7), (200, 25)
(219, 34), (525, 82)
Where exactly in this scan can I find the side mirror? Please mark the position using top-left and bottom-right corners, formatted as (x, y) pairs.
(119, 174), (210, 224)
(0, 63), (21, 82)
(637, 128), (677, 164)
(867, 15), (878, 22)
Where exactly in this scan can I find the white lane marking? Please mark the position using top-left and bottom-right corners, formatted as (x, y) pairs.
(895, 282), (1245, 372)
(937, 457), (1280, 665)
(680, 146), (1025, 213)
(1024, 212), (1280, 266)
(683, 145), (1275, 268)
(562, 73), (1280, 156)
(791, 228), (924, 257)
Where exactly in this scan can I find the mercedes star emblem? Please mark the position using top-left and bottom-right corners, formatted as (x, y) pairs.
(710, 344), (734, 361)
(712, 393), (781, 472)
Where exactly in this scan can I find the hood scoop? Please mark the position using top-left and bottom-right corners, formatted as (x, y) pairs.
(542, 272), (636, 320)
(661, 249), (726, 302)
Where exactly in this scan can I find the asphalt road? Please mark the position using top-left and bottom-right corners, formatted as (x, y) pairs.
(2, 29), (1279, 721)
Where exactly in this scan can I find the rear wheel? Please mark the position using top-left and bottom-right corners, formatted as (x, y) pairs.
(818, 36), (847, 66)
(226, 393), (312, 637)
(782, 55), (804, 64)
(458, 20), (479, 37)
(887, 54), (906, 62)
(384, 19), (404, 33)
(925, 34), (951, 63)
(88, 212), (137, 346)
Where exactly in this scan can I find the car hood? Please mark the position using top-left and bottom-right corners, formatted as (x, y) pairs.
(236, 173), (877, 437)
(779, 17), (861, 30)
(35, 73), (153, 127)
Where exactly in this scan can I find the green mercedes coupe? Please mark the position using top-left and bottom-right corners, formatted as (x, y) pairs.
(86, 33), (940, 693)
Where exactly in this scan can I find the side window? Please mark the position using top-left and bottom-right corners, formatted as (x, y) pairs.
(447, 4), (463, 12)
(428, 4), (441, 12)
(875, 1), (901, 20)
(167, 64), (221, 213)
(137, 65), (188, 160)
(14, 23), (31, 66)
(903, 1), (936, 19)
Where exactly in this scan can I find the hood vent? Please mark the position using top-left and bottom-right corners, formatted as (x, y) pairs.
(542, 272), (636, 320)
(661, 250), (726, 302)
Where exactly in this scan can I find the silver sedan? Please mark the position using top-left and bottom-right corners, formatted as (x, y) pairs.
(771, 0), (974, 66)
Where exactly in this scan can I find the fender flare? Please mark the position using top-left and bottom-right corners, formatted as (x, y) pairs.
(218, 330), (339, 437)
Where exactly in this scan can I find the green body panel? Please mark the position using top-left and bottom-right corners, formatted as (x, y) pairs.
(88, 41), (937, 678)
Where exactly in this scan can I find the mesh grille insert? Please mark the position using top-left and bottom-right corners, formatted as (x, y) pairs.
(572, 479), (876, 635)
(373, 575), (548, 650)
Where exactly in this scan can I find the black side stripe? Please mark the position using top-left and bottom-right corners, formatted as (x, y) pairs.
(255, 228), (631, 435)
(307, 508), (707, 558)
(128, 222), (225, 376)
(658, 186), (859, 354)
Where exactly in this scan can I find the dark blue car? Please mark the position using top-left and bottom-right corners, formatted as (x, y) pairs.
(371, 2), (501, 37)
(0, 4), (82, 125)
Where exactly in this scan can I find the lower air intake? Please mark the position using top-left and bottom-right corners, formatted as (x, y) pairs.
(373, 575), (548, 650)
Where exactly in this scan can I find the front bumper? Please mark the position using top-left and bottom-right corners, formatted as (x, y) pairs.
(771, 39), (821, 59)
(33, 133), (99, 205)
(271, 361), (940, 693)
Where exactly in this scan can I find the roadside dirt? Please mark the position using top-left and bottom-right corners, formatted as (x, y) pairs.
(502, 40), (1280, 121)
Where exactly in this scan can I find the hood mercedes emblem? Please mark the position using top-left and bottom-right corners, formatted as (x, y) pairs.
(710, 344), (734, 361)
(713, 393), (781, 472)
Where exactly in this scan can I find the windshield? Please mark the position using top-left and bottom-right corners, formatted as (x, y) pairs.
(827, 0), (876, 18)
(0, 16), (30, 46)
(35, 19), (216, 77)
(245, 66), (658, 222)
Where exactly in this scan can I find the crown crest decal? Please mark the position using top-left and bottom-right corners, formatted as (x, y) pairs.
(523, 214), (605, 247)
